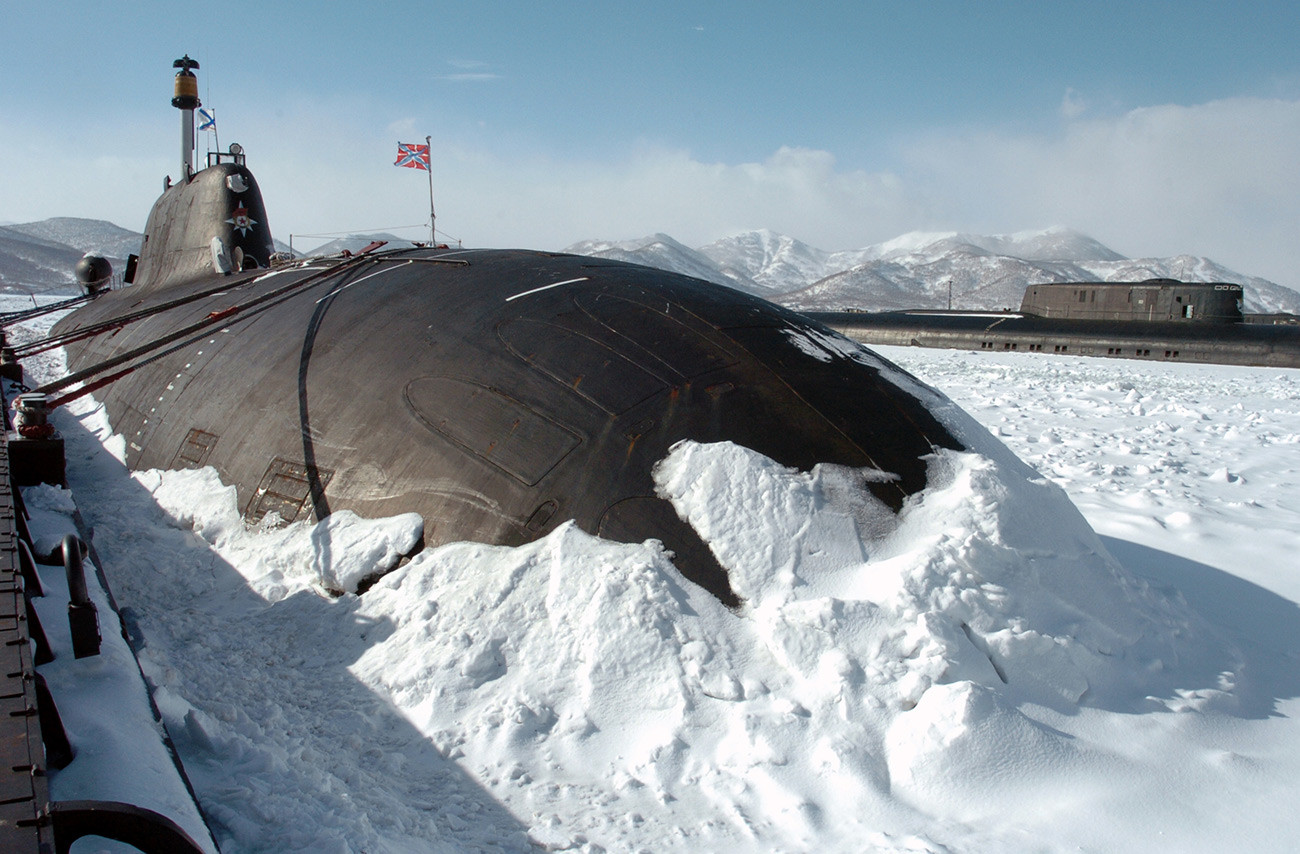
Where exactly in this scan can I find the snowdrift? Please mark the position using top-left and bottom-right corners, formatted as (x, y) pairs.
(49, 366), (1244, 850)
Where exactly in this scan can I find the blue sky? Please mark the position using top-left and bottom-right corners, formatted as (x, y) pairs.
(5, 1), (1300, 287)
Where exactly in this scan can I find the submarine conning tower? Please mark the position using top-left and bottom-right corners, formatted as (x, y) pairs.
(1020, 280), (1245, 323)
(129, 56), (275, 293)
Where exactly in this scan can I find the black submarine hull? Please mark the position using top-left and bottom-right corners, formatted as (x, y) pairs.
(52, 246), (961, 605)
(809, 310), (1300, 368)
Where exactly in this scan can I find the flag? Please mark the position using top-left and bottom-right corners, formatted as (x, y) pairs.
(197, 108), (217, 132)
(395, 141), (430, 170)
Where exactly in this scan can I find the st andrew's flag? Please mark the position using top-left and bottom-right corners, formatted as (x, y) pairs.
(395, 142), (430, 170)
(197, 108), (217, 132)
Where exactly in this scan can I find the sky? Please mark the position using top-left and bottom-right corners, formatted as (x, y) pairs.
(4, 1), (1300, 288)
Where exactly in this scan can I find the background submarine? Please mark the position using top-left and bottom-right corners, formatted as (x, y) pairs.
(809, 279), (1300, 368)
(43, 57), (962, 606)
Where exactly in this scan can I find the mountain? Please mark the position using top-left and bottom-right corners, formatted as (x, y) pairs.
(5, 215), (1297, 315)
(777, 231), (1118, 312)
(5, 217), (143, 260)
(1, 226), (87, 293)
(0, 217), (143, 294)
(567, 226), (1300, 316)
(850, 228), (1126, 264)
(563, 233), (763, 293)
(304, 233), (423, 256)
(695, 229), (828, 294)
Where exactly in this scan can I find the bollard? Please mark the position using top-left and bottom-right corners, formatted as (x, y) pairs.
(13, 394), (54, 439)
(7, 393), (66, 486)
(0, 344), (21, 383)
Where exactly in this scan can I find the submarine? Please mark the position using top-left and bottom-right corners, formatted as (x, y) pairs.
(808, 280), (1300, 368)
(26, 57), (963, 608)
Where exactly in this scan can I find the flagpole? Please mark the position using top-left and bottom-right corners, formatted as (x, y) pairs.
(426, 134), (435, 245)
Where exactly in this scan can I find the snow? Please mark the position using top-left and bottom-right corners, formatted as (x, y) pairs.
(11, 297), (1300, 852)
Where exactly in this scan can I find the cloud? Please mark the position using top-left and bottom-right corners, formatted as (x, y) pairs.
(1060, 88), (1087, 119)
(410, 96), (1300, 291)
(436, 73), (502, 82)
(900, 96), (1300, 288)
(439, 59), (501, 82)
(5, 92), (1298, 293)
(412, 145), (925, 252)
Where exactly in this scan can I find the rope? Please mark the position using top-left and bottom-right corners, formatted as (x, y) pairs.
(17, 245), (472, 412)
(0, 292), (99, 328)
(10, 264), (334, 359)
(28, 257), (382, 409)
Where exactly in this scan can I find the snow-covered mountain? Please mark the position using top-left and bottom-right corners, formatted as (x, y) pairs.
(0, 226), (84, 292)
(5, 215), (1297, 315)
(564, 233), (763, 293)
(6, 217), (143, 260)
(567, 226), (1300, 315)
(852, 228), (1126, 265)
(304, 233), (422, 256)
(695, 229), (828, 294)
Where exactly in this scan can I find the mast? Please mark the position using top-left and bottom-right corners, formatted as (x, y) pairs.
(172, 55), (201, 179)
(427, 134), (436, 244)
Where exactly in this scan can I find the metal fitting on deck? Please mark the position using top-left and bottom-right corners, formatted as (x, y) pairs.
(0, 345), (20, 383)
(5, 393), (66, 486)
(62, 535), (100, 659)
(13, 394), (55, 440)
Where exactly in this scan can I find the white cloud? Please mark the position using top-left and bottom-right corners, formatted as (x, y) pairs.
(1060, 88), (1087, 119)
(250, 141), (927, 254)
(436, 145), (923, 251)
(436, 73), (502, 82)
(6, 94), (1299, 292)
(439, 60), (501, 81)
(900, 97), (1300, 288)
(412, 96), (1300, 291)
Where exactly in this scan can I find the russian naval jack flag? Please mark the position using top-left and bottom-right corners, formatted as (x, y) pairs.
(395, 142), (431, 170)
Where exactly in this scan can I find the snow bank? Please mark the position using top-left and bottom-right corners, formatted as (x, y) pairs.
(330, 434), (1229, 851)
(137, 466), (423, 596)
(97, 431), (1235, 850)
(22, 483), (217, 853)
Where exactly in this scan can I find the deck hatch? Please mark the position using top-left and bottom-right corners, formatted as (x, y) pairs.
(172, 428), (218, 469)
(247, 458), (334, 524)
